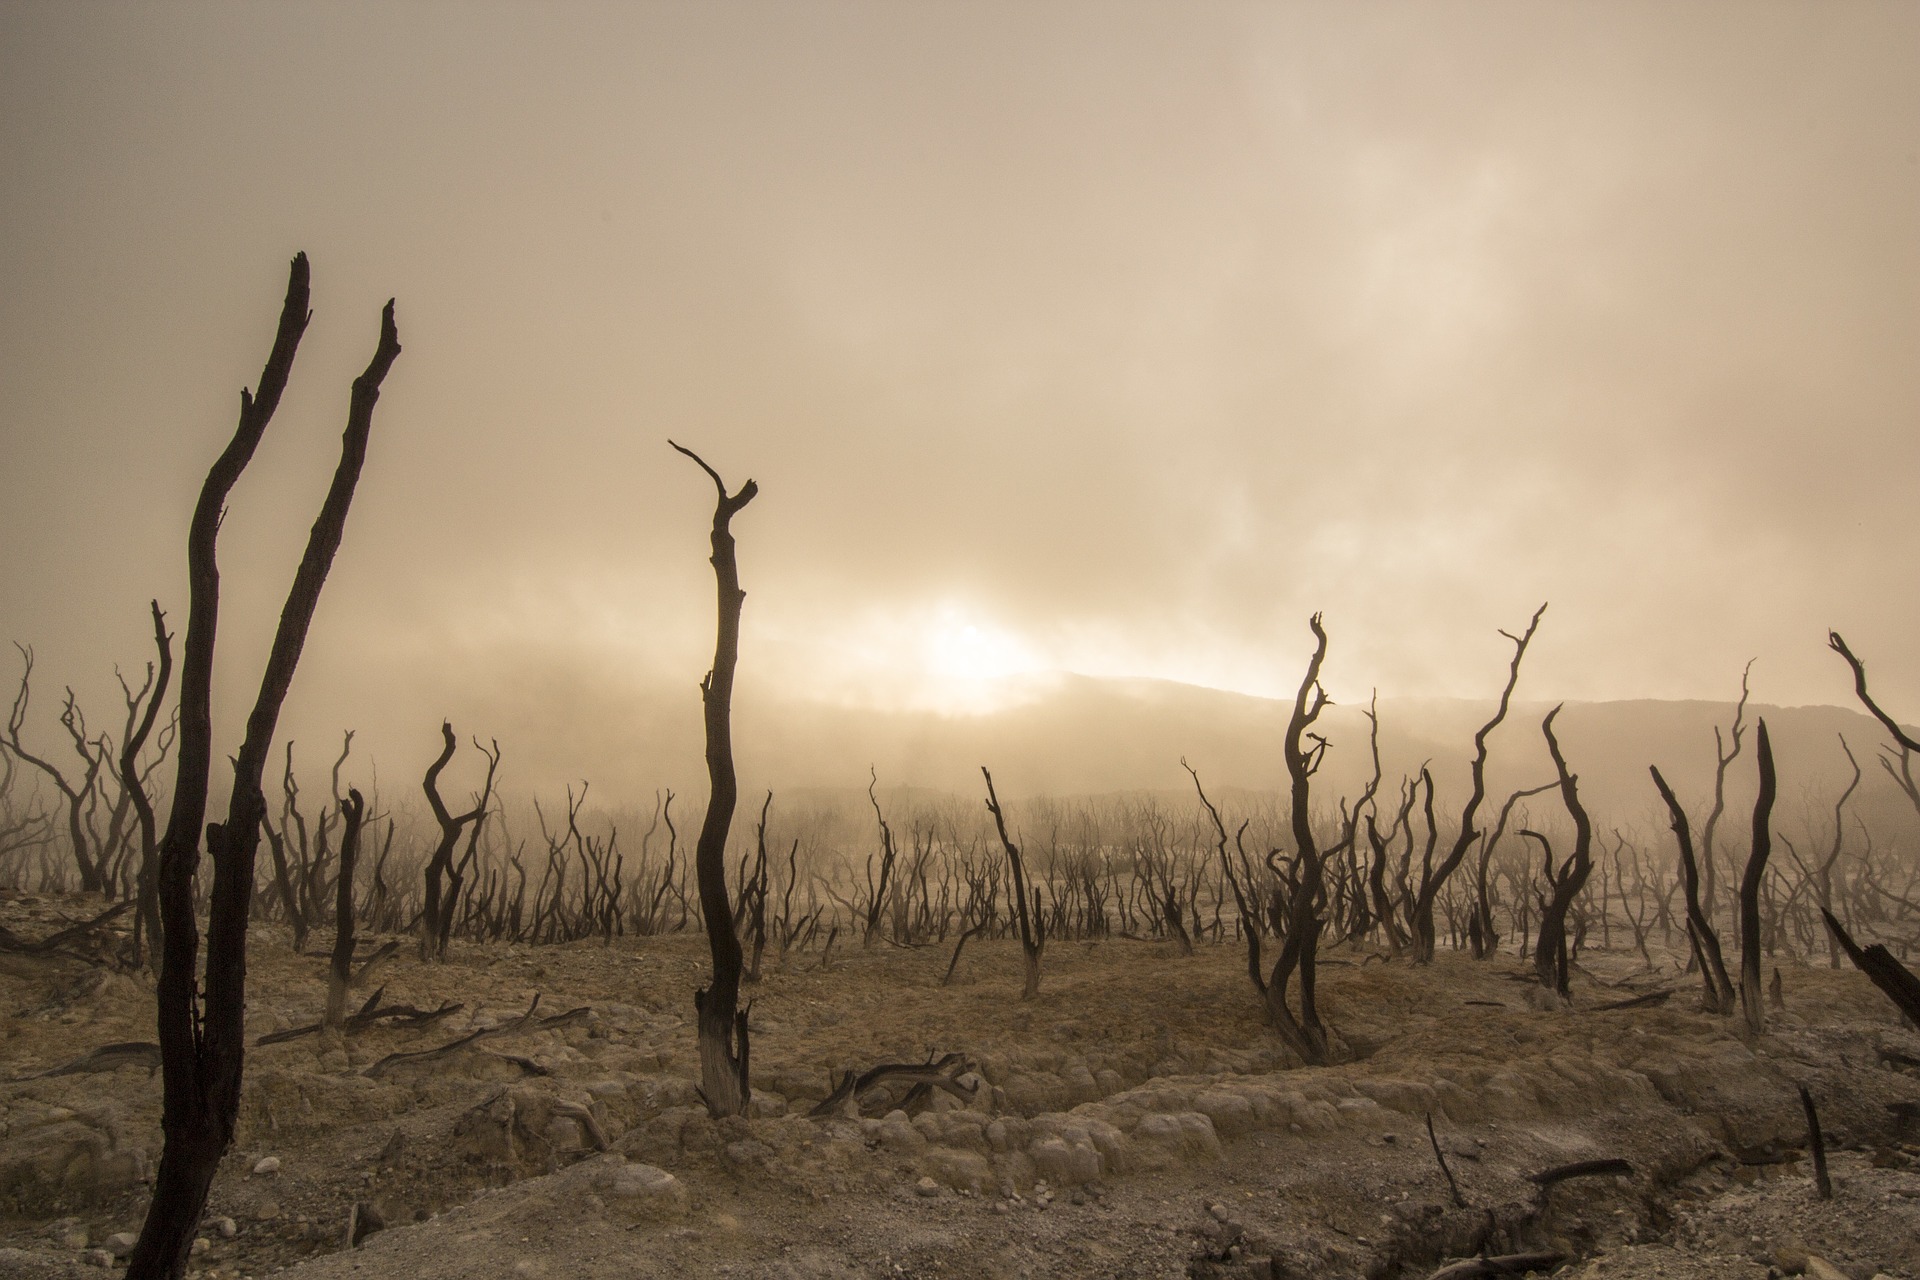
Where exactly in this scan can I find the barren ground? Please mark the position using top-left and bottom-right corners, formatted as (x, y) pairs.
(3, 889), (1918, 1280)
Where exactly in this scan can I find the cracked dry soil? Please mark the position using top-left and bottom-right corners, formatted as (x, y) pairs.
(3, 891), (1918, 1280)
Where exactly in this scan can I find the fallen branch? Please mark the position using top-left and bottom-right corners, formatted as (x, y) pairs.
(1529, 1157), (1633, 1189)
(1588, 989), (1672, 1013)
(14, 1040), (161, 1081)
(1428, 1252), (1567, 1280)
(361, 994), (567, 1077)
(808, 1051), (975, 1118)
(256, 985), (465, 1046)
(0, 901), (133, 956)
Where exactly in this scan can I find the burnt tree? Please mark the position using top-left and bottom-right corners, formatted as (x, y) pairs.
(673, 441), (757, 1118)
(325, 788), (367, 1027)
(1829, 631), (1920, 821)
(1409, 604), (1545, 963)
(122, 602), (174, 968)
(1266, 613), (1334, 1064)
(129, 255), (399, 1279)
(1534, 706), (1593, 1001)
(1650, 765), (1735, 1014)
(1738, 718), (1777, 1036)
(983, 767), (1044, 999)
(418, 723), (501, 960)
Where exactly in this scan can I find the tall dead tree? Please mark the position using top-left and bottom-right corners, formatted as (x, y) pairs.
(122, 602), (174, 968)
(1649, 765), (1734, 1013)
(1534, 706), (1593, 1001)
(1266, 613), (1334, 1065)
(325, 788), (367, 1027)
(1738, 718), (1777, 1036)
(673, 441), (757, 1118)
(129, 255), (399, 1280)
(1410, 604), (1545, 963)
(418, 723), (500, 960)
(1699, 663), (1754, 926)
(982, 767), (1044, 999)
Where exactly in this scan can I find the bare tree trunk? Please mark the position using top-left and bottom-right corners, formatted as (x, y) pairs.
(130, 257), (398, 1280)
(1266, 614), (1333, 1064)
(673, 441), (757, 1119)
(983, 767), (1043, 999)
(1411, 604), (1544, 962)
(418, 724), (498, 960)
(1534, 706), (1593, 1001)
(122, 602), (173, 969)
(1650, 765), (1734, 1014)
(1738, 719), (1777, 1036)
(325, 789), (366, 1027)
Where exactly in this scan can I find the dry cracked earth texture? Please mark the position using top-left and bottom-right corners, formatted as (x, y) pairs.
(2, 889), (1918, 1280)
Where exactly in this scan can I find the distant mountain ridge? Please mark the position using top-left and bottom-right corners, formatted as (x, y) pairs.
(722, 673), (1916, 834)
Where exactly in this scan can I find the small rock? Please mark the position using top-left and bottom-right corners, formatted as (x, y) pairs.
(915, 1176), (941, 1198)
(252, 1156), (281, 1176)
(190, 1238), (211, 1257)
(82, 1249), (113, 1268)
(104, 1233), (138, 1259)
(1774, 1244), (1810, 1275)
(255, 1201), (281, 1221)
(1209, 1202), (1232, 1222)
(214, 1217), (238, 1239)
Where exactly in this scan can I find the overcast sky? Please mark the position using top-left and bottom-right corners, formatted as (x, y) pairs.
(1, 2), (1915, 795)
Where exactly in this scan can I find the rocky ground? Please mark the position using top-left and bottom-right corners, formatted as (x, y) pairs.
(2, 888), (1918, 1279)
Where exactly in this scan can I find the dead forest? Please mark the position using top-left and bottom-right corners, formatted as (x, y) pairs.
(2, 257), (1918, 1280)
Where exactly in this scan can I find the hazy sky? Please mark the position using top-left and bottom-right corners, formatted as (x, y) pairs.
(2, 2), (1915, 795)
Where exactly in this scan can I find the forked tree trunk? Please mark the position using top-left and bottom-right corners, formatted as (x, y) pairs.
(1534, 706), (1593, 1001)
(129, 258), (398, 1280)
(673, 441), (757, 1118)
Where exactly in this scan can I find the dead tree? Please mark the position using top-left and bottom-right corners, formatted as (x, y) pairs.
(1533, 706), (1593, 1001)
(1650, 765), (1735, 1013)
(5, 648), (110, 894)
(1410, 604), (1545, 963)
(418, 723), (500, 960)
(1699, 663), (1754, 931)
(862, 767), (898, 947)
(1266, 614), (1334, 1064)
(130, 255), (399, 1280)
(1829, 631), (1920, 821)
(1738, 718), (1777, 1036)
(1469, 780), (1556, 959)
(325, 789), (367, 1027)
(121, 602), (174, 968)
(673, 441), (757, 1118)
(1821, 907), (1920, 1026)
(982, 767), (1043, 999)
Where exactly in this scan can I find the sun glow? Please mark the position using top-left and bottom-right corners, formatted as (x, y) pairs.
(760, 599), (1054, 715)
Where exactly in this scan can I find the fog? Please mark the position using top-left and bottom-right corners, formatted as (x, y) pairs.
(1, 3), (1915, 804)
